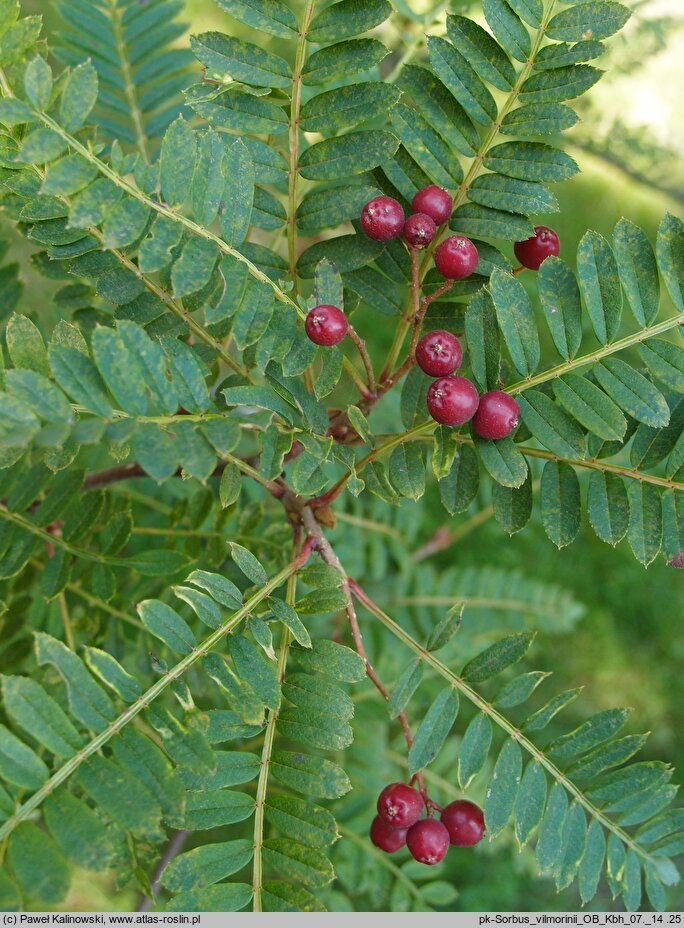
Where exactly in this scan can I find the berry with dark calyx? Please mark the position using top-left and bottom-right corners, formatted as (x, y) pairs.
(427, 376), (479, 427)
(412, 185), (453, 226)
(440, 800), (485, 847)
(406, 818), (451, 865)
(434, 235), (479, 280)
(514, 225), (560, 270)
(377, 783), (424, 828)
(416, 330), (463, 377)
(472, 390), (520, 441)
(370, 816), (408, 854)
(403, 212), (437, 248)
(361, 196), (405, 242)
(305, 304), (348, 346)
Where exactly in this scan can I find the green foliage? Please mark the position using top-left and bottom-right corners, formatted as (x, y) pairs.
(0, 0), (679, 914)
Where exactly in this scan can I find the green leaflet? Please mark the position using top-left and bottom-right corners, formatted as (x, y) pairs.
(656, 212), (684, 311)
(162, 840), (254, 892)
(407, 687), (459, 775)
(389, 443), (425, 500)
(489, 268), (540, 376)
(397, 64), (480, 158)
(500, 103), (579, 138)
(8, 824), (70, 905)
(307, 0), (392, 43)
(302, 39), (389, 85)
(547, 2), (631, 42)
(553, 374), (627, 441)
(183, 790), (255, 830)
(469, 175), (558, 216)
(221, 139), (255, 247)
(484, 142), (579, 183)
(594, 358), (670, 428)
(264, 796), (338, 849)
(627, 482), (663, 567)
(390, 102), (463, 187)
(427, 35), (497, 126)
(137, 600), (196, 654)
(577, 231), (623, 344)
(24, 55), (52, 110)
(299, 130), (398, 181)
(1, 675), (83, 757)
(458, 713), (492, 789)
(0, 723), (48, 788)
(514, 761), (547, 847)
(59, 60), (98, 133)
(579, 820), (607, 904)
(297, 184), (381, 231)
(493, 466), (533, 535)
(613, 218), (660, 326)
(484, 739), (522, 837)
(213, 0), (299, 38)
(587, 472), (629, 547)
(519, 65), (602, 105)
(535, 782), (568, 874)
(439, 443), (480, 512)
(446, 14), (515, 90)
(540, 461), (581, 549)
(483, 0), (530, 62)
(494, 671), (549, 708)
(166, 884), (252, 913)
(190, 33), (290, 88)
(160, 117), (196, 209)
(462, 633), (534, 683)
(270, 751), (351, 799)
(262, 838), (334, 890)
(556, 802), (587, 890)
(518, 390), (587, 459)
(388, 661), (424, 719)
(300, 83), (399, 134)
(474, 435), (527, 489)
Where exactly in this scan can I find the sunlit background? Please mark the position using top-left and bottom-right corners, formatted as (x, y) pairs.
(10, 0), (684, 913)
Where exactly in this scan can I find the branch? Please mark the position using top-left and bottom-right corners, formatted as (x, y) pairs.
(0, 549), (314, 843)
(348, 580), (661, 871)
(299, 505), (429, 805)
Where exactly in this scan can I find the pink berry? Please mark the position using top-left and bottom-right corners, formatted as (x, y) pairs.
(472, 391), (520, 440)
(440, 800), (485, 847)
(514, 226), (560, 270)
(412, 185), (453, 226)
(360, 196), (405, 242)
(434, 235), (479, 280)
(406, 818), (450, 865)
(403, 212), (437, 248)
(305, 304), (348, 346)
(426, 376), (479, 427)
(415, 330), (462, 377)
(370, 816), (408, 854)
(377, 783), (424, 828)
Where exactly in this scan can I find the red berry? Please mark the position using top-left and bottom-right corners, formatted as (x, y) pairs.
(514, 226), (560, 270)
(305, 304), (348, 346)
(406, 818), (450, 865)
(440, 800), (485, 847)
(360, 196), (405, 242)
(427, 376), (479, 427)
(472, 391), (520, 440)
(434, 235), (479, 280)
(370, 816), (408, 854)
(412, 185), (453, 226)
(403, 212), (437, 248)
(415, 330), (462, 377)
(377, 783), (424, 828)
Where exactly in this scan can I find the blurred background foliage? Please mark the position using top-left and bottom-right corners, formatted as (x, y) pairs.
(4, 0), (683, 913)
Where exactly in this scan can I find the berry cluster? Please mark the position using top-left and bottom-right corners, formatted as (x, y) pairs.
(360, 187), (479, 281)
(371, 783), (485, 865)
(302, 193), (562, 443)
(417, 329), (520, 439)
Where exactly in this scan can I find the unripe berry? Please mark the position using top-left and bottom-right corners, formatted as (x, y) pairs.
(412, 185), (453, 226)
(427, 376), (479, 427)
(472, 391), (520, 440)
(360, 196), (405, 242)
(406, 818), (450, 865)
(514, 226), (560, 270)
(305, 304), (348, 346)
(377, 783), (424, 828)
(403, 212), (437, 248)
(434, 235), (479, 280)
(415, 330), (463, 377)
(370, 816), (408, 854)
(440, 800), (485, 847)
